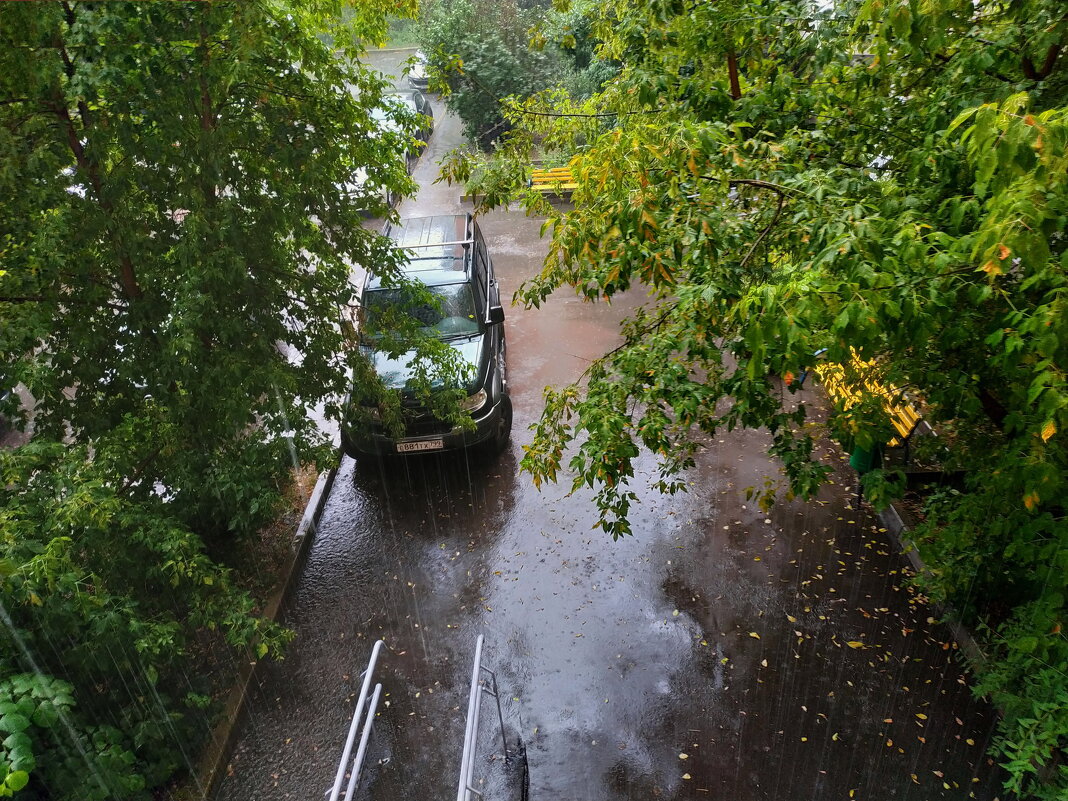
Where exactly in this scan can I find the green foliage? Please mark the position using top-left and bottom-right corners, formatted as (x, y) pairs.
(0, 0), (420, 793)
(0, 673), (145, 800)
(915, 474), (1068, 798)
(973, 599), (1068, 800)
(418, 0), (587, 145)
(443, 0), (1068, 794)
(0, 436), (294, 796)
(0, 1), (421, 539)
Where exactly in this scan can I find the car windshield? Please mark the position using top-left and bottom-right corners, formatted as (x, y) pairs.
(370, 104), (400, 132)
(364, 282), (480, 339)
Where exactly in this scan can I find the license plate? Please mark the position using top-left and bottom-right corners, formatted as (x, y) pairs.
(396, 439), (444, 453)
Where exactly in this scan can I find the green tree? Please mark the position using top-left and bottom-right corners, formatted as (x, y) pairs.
(445, 0), (1068, 795)
(0, 0), (421, 539)
(0, 0), (424, 793)
(419, 0), (567, 145)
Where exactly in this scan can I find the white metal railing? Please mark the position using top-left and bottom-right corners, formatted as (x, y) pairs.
(456, 634), (510, 801)
(328, 639), (384, 801)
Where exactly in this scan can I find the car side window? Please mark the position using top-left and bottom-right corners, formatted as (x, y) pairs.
(472, 230), (488, 299)
(473, 254), (487, 311)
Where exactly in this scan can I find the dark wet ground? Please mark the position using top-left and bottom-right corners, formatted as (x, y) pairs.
(214, 50), (1004, 801)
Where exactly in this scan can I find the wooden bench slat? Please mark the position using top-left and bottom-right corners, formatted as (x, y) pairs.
(529, 166), (577, 195)
(814, 356), (923, 449)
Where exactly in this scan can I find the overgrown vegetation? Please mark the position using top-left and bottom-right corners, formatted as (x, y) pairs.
(417, 0), (615, 146)
(443, 0), (1068, 796)
(0, 1), (425, 796)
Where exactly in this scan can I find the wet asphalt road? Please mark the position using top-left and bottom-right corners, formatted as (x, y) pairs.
(214, 50), (1004, 801)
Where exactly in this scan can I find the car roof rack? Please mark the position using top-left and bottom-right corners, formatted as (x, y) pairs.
(393, 239), (472, 249)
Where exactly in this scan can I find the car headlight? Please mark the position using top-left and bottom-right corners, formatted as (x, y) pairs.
(460, 389), (487, 412)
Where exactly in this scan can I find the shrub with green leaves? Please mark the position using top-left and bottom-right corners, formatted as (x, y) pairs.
(0, 673), (144, 800)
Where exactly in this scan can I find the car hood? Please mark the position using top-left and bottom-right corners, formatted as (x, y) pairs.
(368, 334), (485, 393)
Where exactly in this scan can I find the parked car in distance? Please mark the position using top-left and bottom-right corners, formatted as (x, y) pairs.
(342, 214), (511, 458)
(346, 91), (433, 212)
(383, 90), (433, 168)
(407, 50), (429, 91)
(369, 90), (433, 157)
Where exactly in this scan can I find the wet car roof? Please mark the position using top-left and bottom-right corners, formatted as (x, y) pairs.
(369, 216), (472, 288)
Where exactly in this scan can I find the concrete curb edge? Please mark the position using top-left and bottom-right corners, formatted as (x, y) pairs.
(878, 502), (987, 666)
(197, 465), (339, 799)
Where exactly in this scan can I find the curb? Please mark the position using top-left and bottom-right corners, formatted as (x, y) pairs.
(197, 465), (339, 799)
(878, 502), (987, 666)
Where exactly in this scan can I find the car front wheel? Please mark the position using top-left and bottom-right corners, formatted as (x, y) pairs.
(485, 394), (512, 455)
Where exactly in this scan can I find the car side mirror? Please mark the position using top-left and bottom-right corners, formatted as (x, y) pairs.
(487, 305), (505, 325)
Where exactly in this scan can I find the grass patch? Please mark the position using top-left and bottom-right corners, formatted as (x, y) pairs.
(386, 17), (420, 49)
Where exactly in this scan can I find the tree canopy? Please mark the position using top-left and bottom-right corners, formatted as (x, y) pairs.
(445, 0), (1068, 795)
(418, 0), (614, 146)
(0, 1), (419, 795)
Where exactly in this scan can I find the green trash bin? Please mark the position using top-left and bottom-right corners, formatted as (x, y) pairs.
(850, 444), (878, 475)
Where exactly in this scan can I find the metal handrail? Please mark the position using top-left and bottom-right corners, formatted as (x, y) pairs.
(343, 683), (383, 801)
(328, 639), (384, 801)
(456, 635), (509, 801)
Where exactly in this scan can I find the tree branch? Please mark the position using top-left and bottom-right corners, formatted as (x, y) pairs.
(1022, 43), (1061, 80)
(49, 8), (143, 304)
(739, 191), (786, 270)
(0, 295), (128, 311)
(118, 444), (167, 496)
(592, 302), (680, 374)
(727, 50), (742, 100)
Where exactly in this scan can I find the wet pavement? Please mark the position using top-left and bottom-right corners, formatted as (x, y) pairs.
(213, 50), (1004, 801)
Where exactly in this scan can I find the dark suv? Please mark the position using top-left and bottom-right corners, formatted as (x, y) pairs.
(342, 215), (511, 458)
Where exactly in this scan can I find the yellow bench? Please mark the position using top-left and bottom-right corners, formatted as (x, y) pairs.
(814, 353), (924, 455)
(529, 166), (577, 196)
